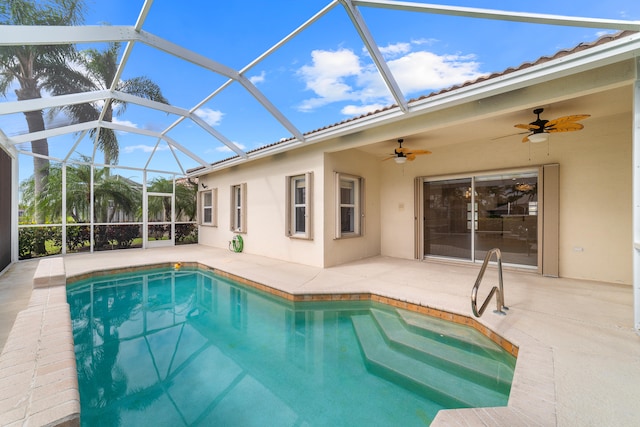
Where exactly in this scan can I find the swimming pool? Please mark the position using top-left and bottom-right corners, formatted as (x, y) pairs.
(67, 267), (516, 426)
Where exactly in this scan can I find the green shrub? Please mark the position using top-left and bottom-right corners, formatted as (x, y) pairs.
(18, 226), (62, 259)
(176, 223), (197, 244)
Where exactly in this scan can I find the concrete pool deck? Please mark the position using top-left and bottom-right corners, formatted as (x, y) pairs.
(1, 245), (639, 426)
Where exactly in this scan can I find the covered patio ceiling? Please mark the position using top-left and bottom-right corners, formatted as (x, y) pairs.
(1, 0), (639, 178)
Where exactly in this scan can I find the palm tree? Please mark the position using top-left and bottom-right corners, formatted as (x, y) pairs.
(20, 158), (142, 224)
(0, 0), (86, 236)
(147, 177), (197, 222)
(49, 42), (169, 166)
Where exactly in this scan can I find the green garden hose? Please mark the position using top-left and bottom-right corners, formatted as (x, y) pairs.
(229, 234), (243, 252)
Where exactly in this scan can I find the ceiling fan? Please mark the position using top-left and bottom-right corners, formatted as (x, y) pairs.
(384, 139), (431, 164)
(514, 108), (590, 143)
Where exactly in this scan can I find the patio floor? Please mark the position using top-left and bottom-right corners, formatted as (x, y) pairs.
(1, 245), (639, 426)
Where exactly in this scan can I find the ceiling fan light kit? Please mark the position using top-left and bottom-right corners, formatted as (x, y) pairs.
(528, 133), (549, 143)
(394, 156), (407, 164)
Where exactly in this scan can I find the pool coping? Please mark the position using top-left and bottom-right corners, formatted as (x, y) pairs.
(65, 261), (556, 426)
(0, 259), (557, 426)
(0, 258), (80, 427)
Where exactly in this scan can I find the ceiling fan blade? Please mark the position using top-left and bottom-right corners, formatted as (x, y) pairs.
(407, 154), (416, 161)
(492, 131), (529, 140)
(522, 135), (531, 143)
(397, 147), (409, 154)
(408, 149), (432, 155)
(545, 114), (590, 127)
(547, 122), (584, 132)
(514, 123), (540, 130)
(382, 155), (395, 161)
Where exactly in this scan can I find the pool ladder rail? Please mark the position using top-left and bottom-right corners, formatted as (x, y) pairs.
(471, 248), (508, 317)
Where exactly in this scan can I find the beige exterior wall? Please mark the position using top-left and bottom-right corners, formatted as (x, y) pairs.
(323, 147), (382, 267)
(198, 140), (383, 268)
(376, 111), (632, 284)
(556, 112), (631, 284)
(198, 145), (326, 267)
(199, 110), (632, 283)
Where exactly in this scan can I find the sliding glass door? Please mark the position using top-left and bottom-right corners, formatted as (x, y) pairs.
(424, 170), (538, 267)
(424, 178), (472, 260)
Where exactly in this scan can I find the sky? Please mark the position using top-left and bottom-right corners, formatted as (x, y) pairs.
(3, 0), (640, 183)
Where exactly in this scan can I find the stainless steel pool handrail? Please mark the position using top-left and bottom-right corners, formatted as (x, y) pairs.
(471, 248), (508, 317)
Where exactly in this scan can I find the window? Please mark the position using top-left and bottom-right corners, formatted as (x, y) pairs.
(230, 183), (247, 232)
(335, 173), (364, 238)
(200, 189), (217, 226)
(286, 173), (313, 239)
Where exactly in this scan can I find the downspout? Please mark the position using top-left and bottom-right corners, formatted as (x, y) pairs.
(634, 56), (640, 334)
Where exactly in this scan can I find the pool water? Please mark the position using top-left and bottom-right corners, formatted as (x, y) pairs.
(67, 267), (515, 426)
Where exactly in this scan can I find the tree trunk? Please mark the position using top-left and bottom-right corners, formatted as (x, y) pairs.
(17, 85), (50, 255)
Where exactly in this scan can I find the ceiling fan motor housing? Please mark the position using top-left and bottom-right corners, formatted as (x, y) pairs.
(531, 108), (549, 133)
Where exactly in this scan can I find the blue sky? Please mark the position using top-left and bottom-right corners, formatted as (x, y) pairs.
(4, 0), (640, 182)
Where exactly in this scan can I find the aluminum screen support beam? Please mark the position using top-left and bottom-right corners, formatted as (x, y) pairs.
(0, 90), (111, 115)
(189, 115), (247, 159)
(633, 57), (640, 334)
(339, 0), (408, 112)
(355, 0), (640, 32)
(162, 2), (341, 148)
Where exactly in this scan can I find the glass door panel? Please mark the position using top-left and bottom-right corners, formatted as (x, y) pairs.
(424, 178), (472, 260)
(474, 173), (538, 266)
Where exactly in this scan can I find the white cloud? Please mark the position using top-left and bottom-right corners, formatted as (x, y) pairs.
(296, 41), (485, 115)
(195, 108), (224, 126)
(112, 117), (138, 128)
(204, 142), (247, 154)
(122, 144), (170, 154)
(378, 42), (411, 59)
(249, 71), (266, 85)
(411, 38), (438, 47)
(341, 104), (388, 116)
(297, 48), (363, 111)
(216, 142), (246, 153)
(388, 51), (482, 93)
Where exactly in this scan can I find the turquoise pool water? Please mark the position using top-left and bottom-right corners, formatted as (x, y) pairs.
(67, 267), (515, 426)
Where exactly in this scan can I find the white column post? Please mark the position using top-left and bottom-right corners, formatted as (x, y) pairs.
(61, 164), (67, 255)
(142, 171), (148, 249)
(90, 165), (94, 253)
(171, 176), (176, 245)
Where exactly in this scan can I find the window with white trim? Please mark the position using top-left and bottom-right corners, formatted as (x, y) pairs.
(286, 172), (312, 239)
(230, 183), (247, 232)
(200, 189), (217, 226)
(335, 173), (364, 238)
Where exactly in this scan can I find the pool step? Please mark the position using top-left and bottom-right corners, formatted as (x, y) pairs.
(397, 308), (509, 360)
(352, 314), (510, 409)
(370, 309), (513, 393)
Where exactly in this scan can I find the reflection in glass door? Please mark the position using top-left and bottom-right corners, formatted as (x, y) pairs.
(424, 171), (538, 267)
(474, 173), (538, 266)
(424, 178), (472, 260)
